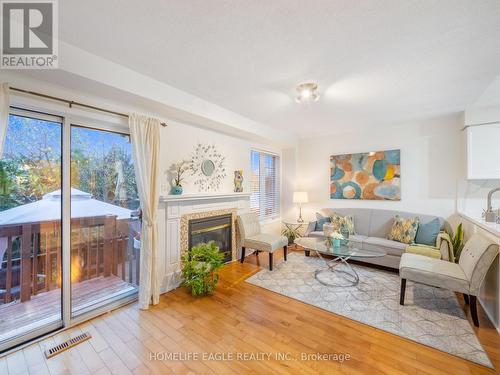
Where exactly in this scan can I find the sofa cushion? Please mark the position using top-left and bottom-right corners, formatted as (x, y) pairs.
(388, 215), (419, 244)
(400, 253), (470, 294)
(405, 244), (441, 259)
(308, 231), (325, 238)
(244, 233), (288, 253)
(363, 237), (407, 256)
(415, 217), (440, 246)
(346, 234), (367, 245)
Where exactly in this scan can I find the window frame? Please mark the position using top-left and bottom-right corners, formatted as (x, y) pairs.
(250, 149), (281, 222)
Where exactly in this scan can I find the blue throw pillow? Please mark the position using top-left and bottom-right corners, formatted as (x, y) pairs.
(315, 213), (331, 231)
(415, 217), (441, 246)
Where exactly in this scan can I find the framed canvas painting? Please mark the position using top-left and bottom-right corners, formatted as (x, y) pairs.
(330, 149), (401, 200)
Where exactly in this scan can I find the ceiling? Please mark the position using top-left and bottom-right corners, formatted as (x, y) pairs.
(59, 0), (500, 137)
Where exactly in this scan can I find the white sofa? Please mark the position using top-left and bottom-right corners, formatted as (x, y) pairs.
(304, 208), (450, 269)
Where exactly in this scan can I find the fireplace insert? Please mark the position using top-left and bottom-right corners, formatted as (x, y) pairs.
(188, 214), (232, 263)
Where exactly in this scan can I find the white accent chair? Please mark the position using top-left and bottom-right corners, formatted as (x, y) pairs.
(237, 213), (288, 271)
(399, 233), (499, 327)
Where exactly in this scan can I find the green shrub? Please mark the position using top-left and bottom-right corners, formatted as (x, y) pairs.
(181, 241), (225, 296)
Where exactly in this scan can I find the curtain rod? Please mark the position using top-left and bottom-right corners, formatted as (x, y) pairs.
(9, 86), (168, 127)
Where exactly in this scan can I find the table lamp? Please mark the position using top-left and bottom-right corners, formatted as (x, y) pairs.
(293, 192), (308, 223)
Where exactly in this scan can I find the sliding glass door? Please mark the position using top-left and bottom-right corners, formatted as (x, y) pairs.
(0, 109), (140, 352)
(0, 109), (63, 351)
(70, 125), (139, 317)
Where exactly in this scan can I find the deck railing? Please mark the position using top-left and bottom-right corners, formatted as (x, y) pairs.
(0, 215), (140, 304)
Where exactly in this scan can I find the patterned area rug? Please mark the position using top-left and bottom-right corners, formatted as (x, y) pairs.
(246, 252), (493, 368)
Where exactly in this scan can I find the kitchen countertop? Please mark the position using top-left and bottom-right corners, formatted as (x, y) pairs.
(458, 211), (500, 238)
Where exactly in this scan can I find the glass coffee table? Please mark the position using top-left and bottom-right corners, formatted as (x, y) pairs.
(294, 237), (386, 286)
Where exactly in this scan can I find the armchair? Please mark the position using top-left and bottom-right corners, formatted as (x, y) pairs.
(400, 234), (499, 327)
(236, 213), (288, 271)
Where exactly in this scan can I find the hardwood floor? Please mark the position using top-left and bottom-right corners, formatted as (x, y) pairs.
(1, 248), (498, 374)
(0, 276), (136, 344)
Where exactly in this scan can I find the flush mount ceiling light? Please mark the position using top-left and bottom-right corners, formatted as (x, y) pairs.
(295, 82), (320, 103)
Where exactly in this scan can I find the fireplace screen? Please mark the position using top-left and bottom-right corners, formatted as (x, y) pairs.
(188, 214), (232, 263)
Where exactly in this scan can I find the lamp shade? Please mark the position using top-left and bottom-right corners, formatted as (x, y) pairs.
(293, 191), (308, 204)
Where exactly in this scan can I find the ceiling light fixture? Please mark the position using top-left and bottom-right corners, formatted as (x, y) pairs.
(295, 82), (320, 103)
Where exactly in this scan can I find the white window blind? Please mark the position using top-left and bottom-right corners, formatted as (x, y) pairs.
(250, 150), (280, 220)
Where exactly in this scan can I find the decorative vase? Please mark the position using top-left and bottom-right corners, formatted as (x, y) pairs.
(171, 185), (183, 195)
(340, 224), (350, 245)
(234, 170), (243, 192)
(333, 238), (341, 248)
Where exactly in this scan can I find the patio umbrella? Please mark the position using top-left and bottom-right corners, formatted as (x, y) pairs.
(0, 188), (133, 262)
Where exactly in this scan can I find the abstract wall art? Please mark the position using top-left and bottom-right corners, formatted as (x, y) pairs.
(330, 149), (401, 200)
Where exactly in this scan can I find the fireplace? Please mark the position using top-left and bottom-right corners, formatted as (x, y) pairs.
(188, 214), (233, 263)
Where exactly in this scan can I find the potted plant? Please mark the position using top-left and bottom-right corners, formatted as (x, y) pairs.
(281, 225), (300, 245)
(449, 223), (465, 262)
(181, 241), (225, 296)
(169, 160), (189, 195)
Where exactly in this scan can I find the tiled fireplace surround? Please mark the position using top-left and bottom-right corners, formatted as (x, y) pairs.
(159, 193), (251, 292)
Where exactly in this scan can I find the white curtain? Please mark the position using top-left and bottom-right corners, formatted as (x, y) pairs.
(129, 113), (161, 309)
(0, 83), (9, 157)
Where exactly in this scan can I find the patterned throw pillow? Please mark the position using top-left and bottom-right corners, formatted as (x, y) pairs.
(329, 213), (356, 235)
(315, 213), (331, 231)
(388, 215), (420, 244)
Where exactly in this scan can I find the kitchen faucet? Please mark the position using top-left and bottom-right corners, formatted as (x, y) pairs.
(485, 187), (500, 222)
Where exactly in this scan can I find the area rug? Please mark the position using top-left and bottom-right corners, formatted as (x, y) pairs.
(245, 252), (493, 368)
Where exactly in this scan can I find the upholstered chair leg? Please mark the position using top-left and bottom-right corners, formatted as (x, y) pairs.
(463, 294), (469, 305)
(240, 247), (246, 263)
(269, 252), (273, 271)
(399, 279), (406, 306)
(284, 246), (287, 261)
(470, 295), (479, 327)
(255, 250), (259, 256)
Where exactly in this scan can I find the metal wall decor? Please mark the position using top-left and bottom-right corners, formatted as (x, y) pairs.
(190, 144), (226, 191)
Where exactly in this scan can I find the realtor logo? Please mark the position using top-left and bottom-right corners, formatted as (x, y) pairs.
(1, 0), (58, 68)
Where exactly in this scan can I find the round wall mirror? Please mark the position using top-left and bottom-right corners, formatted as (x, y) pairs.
(201, 159), (215, 176)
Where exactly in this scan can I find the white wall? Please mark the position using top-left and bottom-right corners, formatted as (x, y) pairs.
(290, 114), (462, 221)
(159, 120), (255, 195)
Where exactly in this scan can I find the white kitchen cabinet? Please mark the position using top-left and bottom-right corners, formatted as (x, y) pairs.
(467, 123), (500, 179)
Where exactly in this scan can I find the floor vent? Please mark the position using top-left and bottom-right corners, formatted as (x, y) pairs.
(45, 332), (92, 359)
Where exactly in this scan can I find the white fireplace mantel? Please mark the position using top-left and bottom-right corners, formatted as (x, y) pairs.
(158, 191), (250, 293)
(160, 192), (251, 203)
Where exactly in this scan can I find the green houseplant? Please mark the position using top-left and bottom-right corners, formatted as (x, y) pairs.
(181, 241), (224, 296)
(281, 226), (299, 245)
(448, 223), (465, 262)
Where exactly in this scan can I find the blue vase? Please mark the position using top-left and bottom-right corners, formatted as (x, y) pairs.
(340, 224), (350, 245)
(333, 238), (341, 248)
(171, 185), (183, 195)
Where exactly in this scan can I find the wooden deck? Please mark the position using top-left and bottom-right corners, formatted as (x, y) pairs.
(0, 276), (137, 343)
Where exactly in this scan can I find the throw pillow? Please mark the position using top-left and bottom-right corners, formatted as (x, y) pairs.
(415, 217), (441, 246)
(330, 213), (356, 235)
(315, 213), (331, 231)
(388, 215), (419, 244)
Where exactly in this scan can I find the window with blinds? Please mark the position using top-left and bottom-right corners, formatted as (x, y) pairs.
(250, 150), (280, 220)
